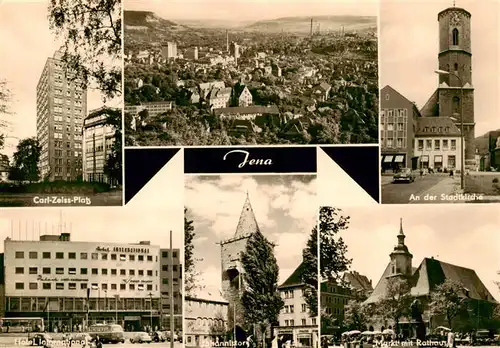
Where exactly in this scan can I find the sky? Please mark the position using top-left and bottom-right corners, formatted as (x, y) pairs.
(0, 207), (184, 262)
(380, 0), (500, 136)
(0, 0), (120, 158)
(185, 174), (317, 299)
(125, 0), (378, 21)
(333, 204), (500, 302)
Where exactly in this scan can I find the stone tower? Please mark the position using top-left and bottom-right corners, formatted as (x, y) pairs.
(219, 193), (260, 336)
(388, 218), (413, 277)
(436, 4), (475, 167)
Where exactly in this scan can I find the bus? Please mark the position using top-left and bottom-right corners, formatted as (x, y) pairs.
(88, 323), (125, 344)
(0, 317), (44, 333)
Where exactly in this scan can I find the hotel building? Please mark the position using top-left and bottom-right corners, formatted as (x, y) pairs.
(3, 233), (161, 331)
(82, 107), (118, 184)
(36, 50), (87, 181)
(160, 248), (182, 331)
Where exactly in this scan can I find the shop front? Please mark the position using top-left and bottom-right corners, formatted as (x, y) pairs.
(381, 154), (406, 173)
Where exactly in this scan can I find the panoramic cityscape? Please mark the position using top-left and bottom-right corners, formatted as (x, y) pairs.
(379, 0), (500, 204)
(123, 0), (378, 146)
(0, 0), (122, 207)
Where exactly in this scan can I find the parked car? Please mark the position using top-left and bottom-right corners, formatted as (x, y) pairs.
(152, 331), (166, 343)
(393, 168), (416, 183)
(130, 332), (152, 344)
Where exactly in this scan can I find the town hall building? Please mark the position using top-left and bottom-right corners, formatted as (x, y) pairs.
(364, 219), (497, 335)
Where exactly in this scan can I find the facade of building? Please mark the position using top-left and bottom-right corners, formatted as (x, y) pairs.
(233, 85), (253, 107)
(36, 50), (87, 181)
(207, 87), (232, 110)
(380, 85), (420, 172)
(0, 154), (9, 182)
(419, 5), (476, 169)
(162, 42), (177, 60)
(82, 107), (118, 185)
(413, 117), (462, 170)
(364, 220), (497, 336)
(230, 42), (240, 64)
(276, 261), (318, 348)
(159, 248), (182, 330)
(3, 234), (161, 331)
(185, 47), (199, 61)
(185, 294), (228, 348)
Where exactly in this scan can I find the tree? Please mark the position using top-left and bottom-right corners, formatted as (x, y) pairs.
(48, 0), (122, 100)
(9, 137), (41, 182)
(429, 279), (468, 330)
(302, 223), (318, 317)
(241, 230), (284, 348)
(184, 207), (203, 296)
(375, 277), (412, 334)
(319, 206), (352, 281)
(344, 301), (370, 331)
(102, 108), (122, 185)
(0, 79), (13, 150)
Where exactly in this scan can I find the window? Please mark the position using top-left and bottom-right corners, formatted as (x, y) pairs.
(91, 253), (98, 260)
(29, 267), (38, 275)
(111, 284), (117, 290)
(102, 284), (108, 291)
(43, 267), (51, 274)
(434, 139), (440, 150)
(129, 270), (135, 276)
(111, 254), (117, 260)
(452, 96), (460, 114)
(129, 284), (135, 291)
(443, 140), (449, 149)
(81, 268), (88, 275)
(56, 283), (64, 290)
(387, 139), (393, 148)
(29, 283), (38, 290)
(454, 63), (458, 72)
(147, 255), (153, 262)
(68, 252), (76, 259)
(43, 252), (51, 259)
(397, 138), (403, 148)
(173, 251), (178, 258)
(451, 139), (457, 150)
(81, 283), (87, 289)
(43, 283), (51, 290)
(385, 94), (390, 100)
(111, 269), (117, 275)
(452, 28), (459, 45)
(301, 319), (306, 326)
(120, 284), (126, 290)
(387, 123), (394, 131)
(69, 268), (76, 275)
(56, 268), (64, 275)
(102, 254), (108, 260)
(397, 123), (404, 131)
(120, 269), (126, 276)
(147, 270), (153, 276)
(138, 255), (144, 261)
(120, 254), (126, 261)
(102, 269), (108, 275)
(69, 283), (77, 290)
(15, 251), (24, 259)
(56, 252), (64, 259)
(162, 251), (168, 258)
(426, 140), (432, 149)
(92, 268), (98, 275)
(418, 139), (424, 150)
(29, 251), (38, 259)
(15, 283), (24, 290)
(80, 252), (88, 259)
(147, 284), (153, 291)
(448, 155), (456, 168)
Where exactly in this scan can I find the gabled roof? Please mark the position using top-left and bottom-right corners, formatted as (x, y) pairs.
(344, 271), (373, 292)
(208, 87), (232, 99)
(234, 193), (260, 239)
(415, 117), (461, 137)
(279, 261), (306, 288)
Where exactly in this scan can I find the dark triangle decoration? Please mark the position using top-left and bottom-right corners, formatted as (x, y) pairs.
(320, 146), (380, 203)
(124, 148), (180, 205)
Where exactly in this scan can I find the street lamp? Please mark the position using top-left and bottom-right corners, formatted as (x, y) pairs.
(435, 69), (465, 189)
(148, 292), (153, 330)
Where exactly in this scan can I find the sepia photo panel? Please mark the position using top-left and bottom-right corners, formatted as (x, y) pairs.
(379, 0), (500, 204)
(318, 204), (500, 347)
(184, 174), (318, 348)
(0, 0), (123, 207)
(123, 0), (378, 146)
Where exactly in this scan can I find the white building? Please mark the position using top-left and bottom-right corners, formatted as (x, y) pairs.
(185, 293), (228, 348)
(276, 262), (318, 348)
(414, 117), (463, 171)
(124, 101), (173, 130)
(3, 233), (161, 331)
(82, 107), (118, 185)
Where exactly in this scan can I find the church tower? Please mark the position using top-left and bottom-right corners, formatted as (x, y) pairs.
(436, 4), (475, 167)
(388, 218), (413, 277)
(219, 193), (262, 336)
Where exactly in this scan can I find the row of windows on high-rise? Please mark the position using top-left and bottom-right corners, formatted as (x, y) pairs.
(417, 139), (457, 151)
(282, 317), (317, 327)
(14, 282), (156, 292)
(14, 266), (158, 277)
(13, 250), (158, 262)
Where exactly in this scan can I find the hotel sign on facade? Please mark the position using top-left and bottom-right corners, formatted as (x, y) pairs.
(95, 246), (150, 253)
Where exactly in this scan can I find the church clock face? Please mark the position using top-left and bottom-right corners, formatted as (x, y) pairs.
(450, 13), (461, 26)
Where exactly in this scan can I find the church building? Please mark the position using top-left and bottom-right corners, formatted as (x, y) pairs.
(364, 219), (497, 335)
(381, 3), (477, 171)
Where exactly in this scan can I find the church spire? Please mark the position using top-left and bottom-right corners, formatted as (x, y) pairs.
(234, 192), (260, 238)
(397, 218), (406, 246)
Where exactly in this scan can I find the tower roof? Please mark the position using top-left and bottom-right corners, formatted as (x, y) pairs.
(234, 192), (260, 238)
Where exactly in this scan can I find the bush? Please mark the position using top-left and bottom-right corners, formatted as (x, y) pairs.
(0, 181), (111, 194)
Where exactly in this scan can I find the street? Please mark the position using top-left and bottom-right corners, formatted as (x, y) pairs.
(381, 174), (459, 204)
(0, 336), (183, 348)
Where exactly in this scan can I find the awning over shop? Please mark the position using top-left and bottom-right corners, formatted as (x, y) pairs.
(383, 155), (394, 163)
(394, 155), (404, 163)
(421, 155), (429, 162)
(434, 155), (443, 162)
(298, 334), (312, 339)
